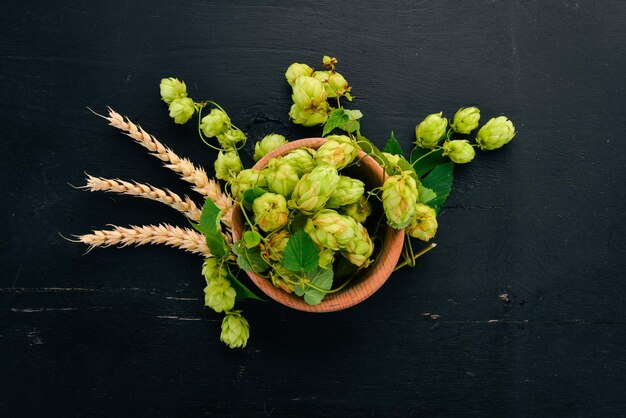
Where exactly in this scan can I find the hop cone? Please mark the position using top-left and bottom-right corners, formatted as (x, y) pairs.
(289, 164), (339, 215)
(442, 140), (475, 164)
(160, 77), (187, 104)
(285, 62), (314, 87)
(476, 116), (516, 150)
(318, 248), (335, 269)
(341, 195), (372, 224)
(254, 134), (288, 162)
(313, 71), (351, 98)
(451, 107), (480, 134)
(270, 264), (296, 293)
(260, 229), (290, 262)
(216, 128), (246, 150)
(415, 112), (447, 149)
(407, 203), (438, 242)
(220, 311), (250, 349)
(304, 209), (359, 251)
(289, 103), (329, 127)
(252, 192), (289, 233)
(282, 148), (317, 176)
(341, 222), (374, 268)
(315, 135), (359, 170)
(168, 97), (195, 125)
(263, 157), (300, 198)
(231, 168), (267, 201)
(214, 151), (243, 182)
(204, 278), (236, 313)
(200, 108), (230, 138)
(326, 176), (365, 209)
(202, 258), (228, 284)
(382, 173), (418, 229)
(292, 76), (327, 110)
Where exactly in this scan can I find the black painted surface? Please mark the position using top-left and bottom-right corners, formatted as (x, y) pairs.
(1, 1), (625, 416)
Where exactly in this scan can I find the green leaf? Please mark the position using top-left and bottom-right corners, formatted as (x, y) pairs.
(421, 162), (454, 213)
(242, 231), (262, 248)
(323, 109), (350, 136)
(341, 109), (363, 133)
(236, 246), (270, 273)
(226, 265), (264, 301)
(294, 266), (334, 305)
(241, 187), (266, 209)
(191, 199), (229, 258)
(410, 148), (447, 178)
(417, 185), (437, 204)
(383, 131), (405, 157)
(281, 230), (319, 273)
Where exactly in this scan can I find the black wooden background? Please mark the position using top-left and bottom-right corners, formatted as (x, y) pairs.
(2, 1), (625, 416)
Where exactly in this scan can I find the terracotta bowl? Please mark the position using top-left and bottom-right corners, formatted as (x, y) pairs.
(231, 137), (405, 312)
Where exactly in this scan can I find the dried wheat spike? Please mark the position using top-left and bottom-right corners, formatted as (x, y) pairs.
(84, 175), (202, 222)
(78, 224), (211, 256)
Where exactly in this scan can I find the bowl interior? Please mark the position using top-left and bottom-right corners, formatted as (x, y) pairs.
(231, 137), (405, 312)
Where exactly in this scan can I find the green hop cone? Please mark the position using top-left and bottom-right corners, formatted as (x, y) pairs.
(415, 112), (448, 148)
(263, 157), (299, 198)
(326, 176), (365, 209)
(341, 195), (372, 223)
(407, 203), (438, 242)
(231, 168), (267, 201)
(451, 107), (481, 134)
(216, 128), (246, 150)
(315, 135), (359, 170)
(214, 151), (243, 182)
(282, 148), (317, 176)
(383, 152), (401, 166)
(341, 222), (374, 268)
(220, 311), (250, 349)
(289, 103), (329, 127)
(285, 62), (314, 87)
(318, 248), (335, 269)
(253, 134), (288, 162)
(160, 77), (187, 104)
(304, 209), (359, 251)
(202, 258), (228, 283)
(204, 277), (236, 313)
(260, 229), (290, 262)
(289, 164), (340, 215)
(313, 71), (351, 98)
(200, 108), (230, 138)
(168, 97), (195, 125)
(292, 76), (327, 110)
(270, 264), (296, 293)
(382, 172), (418, 229)
(476, 116), (516, 150)
(442, 140), (476, 164)
(252, 192), (289, 233)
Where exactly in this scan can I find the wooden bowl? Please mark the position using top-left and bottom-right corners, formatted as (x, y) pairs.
(231, 137), (405, 312)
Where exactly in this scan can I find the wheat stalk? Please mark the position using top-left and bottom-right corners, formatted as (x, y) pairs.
(84, 175), (202, 222)
(77, 224), (211, 256)
(100, 108), (234, 223)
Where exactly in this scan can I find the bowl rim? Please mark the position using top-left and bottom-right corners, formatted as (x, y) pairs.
(231, 137), (405, 313)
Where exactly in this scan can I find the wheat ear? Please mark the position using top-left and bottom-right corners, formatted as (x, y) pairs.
(84, 175), (202, 222)
(77, 224), (210, 256)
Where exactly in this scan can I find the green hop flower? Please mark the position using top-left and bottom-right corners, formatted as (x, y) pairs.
(282, 148), (317, 176)
(285, 62), (314, 87)
(407, 203), (438, 242)
(304, 209), (359, 251)
(341, 222), (374, 268)
(200, 108), (230, 138)
(322, 55), (338, 70)
(341, 195), (372, 223)
(231, 168), (267, 201)
(442, 140), (476, 164)
(289, 103), (329, 127)
(383, 152), (401, 166)
(313, 71), (351, 98)
(253, 134), (288, 162)
(270, 264), (296, 293)
(326, 176), (365, 209)
(289, 164), (340, 215)
(451, 107), (481, 134)
(263, 157), (300, 198)
(202, 258), (228, 284)
(214, 151), (243, 182)
(204, 277), (236, 313)
(216, 128), (246, 150)
(260, 229), (290, 262)
(415, 112), (448, 148)
(476, 116), (516, 150)
(292, 76), (328, 110)
(252, 192), (289, 233)
(160, 77), (187, 104)
(220, 311), (250, 349)
(315, 135), (359, 170)
(382, 172), (418, 229)
(318, 248), (335, 269)
(168, 97), (195, 125)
